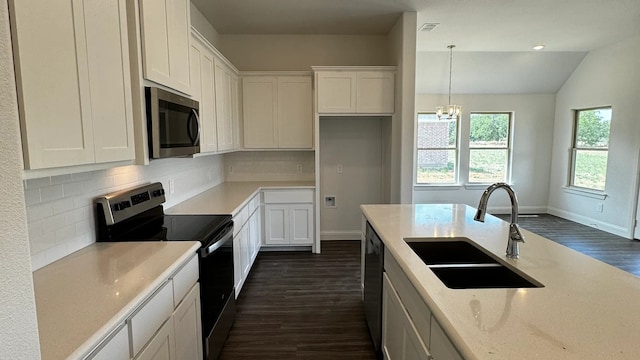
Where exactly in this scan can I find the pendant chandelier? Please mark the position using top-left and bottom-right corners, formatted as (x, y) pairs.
(436, 45), (461, 120)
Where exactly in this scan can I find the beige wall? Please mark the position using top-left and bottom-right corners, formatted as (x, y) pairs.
(218, 34), (391, 71)
(0, 0), (42, 357)
(190, 2), (222, 48)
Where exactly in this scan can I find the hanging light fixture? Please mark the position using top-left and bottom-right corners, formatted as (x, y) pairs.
(436, 45), (461, 120)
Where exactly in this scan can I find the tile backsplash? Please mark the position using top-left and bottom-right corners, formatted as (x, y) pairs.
(224, 151), (315, 182)
(25, 155), (224, 270)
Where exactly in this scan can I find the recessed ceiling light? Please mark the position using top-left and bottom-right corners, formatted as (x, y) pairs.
(532, 44), (546, 51)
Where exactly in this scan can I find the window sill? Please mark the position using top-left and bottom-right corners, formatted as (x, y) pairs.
(562, 186), (608, 200)
(464, 183), (511, 190)
(414, 184), (462, 191)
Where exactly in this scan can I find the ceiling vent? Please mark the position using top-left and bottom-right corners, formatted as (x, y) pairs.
(419, 23), (439, 32)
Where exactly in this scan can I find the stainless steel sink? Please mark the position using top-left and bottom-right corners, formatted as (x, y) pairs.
(404, 238), (543, 289)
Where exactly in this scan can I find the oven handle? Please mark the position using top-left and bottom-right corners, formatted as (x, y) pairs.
(200, 223), (233, 258)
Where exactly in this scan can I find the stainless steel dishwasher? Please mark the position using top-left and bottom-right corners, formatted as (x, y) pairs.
(364, 221), (384, 359)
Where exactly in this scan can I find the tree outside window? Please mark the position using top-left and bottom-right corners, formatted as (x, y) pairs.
(468, 113), (511, 183)
(571, 107), (612, 191)
(415, 113), (458, 184)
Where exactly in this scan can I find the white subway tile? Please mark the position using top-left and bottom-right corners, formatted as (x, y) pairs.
(24, 189), (41, 206)
(27, 204), (53, 222)
(56, 225), (77, 243)
(26, 177), (51, 189)
(30, 252), (49, 271)
(52, 197), (75, 215)
(40, 184), (64, 203)
(27, 220), (44, 238)
(114, 171), (139, 186)
(76, 220), (91, 235)
(63, 181), (85, 197)
(71, 171), (93, 182)
(51, 174), (73, 185)
(43, 214), (66, 232)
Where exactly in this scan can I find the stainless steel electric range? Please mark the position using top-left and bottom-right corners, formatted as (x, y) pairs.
(95, 182), (234, 360)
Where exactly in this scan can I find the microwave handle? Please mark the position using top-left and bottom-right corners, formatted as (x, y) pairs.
(186, 109), (200, 146)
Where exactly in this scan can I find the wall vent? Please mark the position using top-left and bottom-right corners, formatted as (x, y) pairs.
(419, 23), (439, 32)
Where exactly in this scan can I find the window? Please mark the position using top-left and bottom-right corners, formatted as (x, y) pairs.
(570, 107), (611, 191)
(415, 113), (458, 184)
(468, 113), (511, 183)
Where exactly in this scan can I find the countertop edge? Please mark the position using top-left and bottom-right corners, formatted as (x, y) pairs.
(64, 241), (200, 360)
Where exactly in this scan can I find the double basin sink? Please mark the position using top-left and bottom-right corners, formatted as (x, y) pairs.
(405, 238), (543, 289)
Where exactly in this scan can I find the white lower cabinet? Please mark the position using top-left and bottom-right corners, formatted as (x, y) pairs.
(233, 193), (261, 298)
(383, 274), (432, 360)
(263, 190), (314, 246)
(84, 254), (202, 360)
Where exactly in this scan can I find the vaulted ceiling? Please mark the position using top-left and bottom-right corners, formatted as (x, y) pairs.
(192, 0), (640, 93)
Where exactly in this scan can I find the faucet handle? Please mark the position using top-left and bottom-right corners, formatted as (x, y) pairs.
(509, 223), (525, 242)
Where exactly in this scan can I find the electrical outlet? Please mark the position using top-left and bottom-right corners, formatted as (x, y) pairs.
(169, 179), (175, 194)
(337, 164), (343, 174)
(296, 164), (303, 173)
(324, 196), (336, 207)
(596, 203), (603, 212)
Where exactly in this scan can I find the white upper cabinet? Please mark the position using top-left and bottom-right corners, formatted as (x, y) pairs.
(314, 67), (396, 115)
(214, 60), (236, 151)
(10, 0), (135, 170)
(139, 0), (191, 95)
(190, 33), (217, 153)
(243, 74), (313, 149)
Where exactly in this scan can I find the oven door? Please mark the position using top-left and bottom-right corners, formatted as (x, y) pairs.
(146, 87), (200, 159)
(199, 222), (235, 360)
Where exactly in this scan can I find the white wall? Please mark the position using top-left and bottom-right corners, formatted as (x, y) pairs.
(320, 117), (385, 239)
(0, 0), (41, 356)
(26, 156), (225, 270)
(190, 3), (222, 48)
(413, 94), (556, 213)
(548, 35), (640, 237)
(218, 34), (391, 71)
(388, 12), (417, 204)
(223, 151), (314, 182)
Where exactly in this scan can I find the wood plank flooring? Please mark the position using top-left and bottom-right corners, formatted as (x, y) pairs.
(219, 241), (376, 360)
(495, 214), (640, 276)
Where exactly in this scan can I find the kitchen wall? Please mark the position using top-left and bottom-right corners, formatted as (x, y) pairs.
(26, 155), (224, 270)
(548, 35), (640, 237)
(224, 151), (315, 182)
(190, 3), (221, 48)
(0, 0), (41, 356)
(413, 94), (556, 213)
(320, 117), (387, 239)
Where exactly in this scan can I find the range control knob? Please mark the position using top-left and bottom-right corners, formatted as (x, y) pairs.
(152, 189), (165, 197)
(113, 203), (123, 211)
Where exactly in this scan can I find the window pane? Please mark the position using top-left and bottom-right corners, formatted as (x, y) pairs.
(416, 149), (456, 184)
(576, 108), (611, 149)
(469, 113), (509, 148)
(469, 149), (507, 183)
(573, 150), (608, 190)
(417, 114), (456, 149)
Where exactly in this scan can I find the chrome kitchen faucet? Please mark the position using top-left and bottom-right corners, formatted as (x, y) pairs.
(473, 182), (525, 259)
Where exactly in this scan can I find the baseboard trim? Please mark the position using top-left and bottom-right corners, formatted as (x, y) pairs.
(547, 207), (630, 238)
(485, 205), (549, 214)
(321, 231), (361, 241)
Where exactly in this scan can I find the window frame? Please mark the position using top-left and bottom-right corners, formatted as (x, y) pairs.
(467, 112), (513, 184)
(569, 106), (611, 192)
(414, 112), (460, 185)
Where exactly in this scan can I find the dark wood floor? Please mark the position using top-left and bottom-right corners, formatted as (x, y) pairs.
(495, 214), (640, 276)
(219, 241), (376, 360)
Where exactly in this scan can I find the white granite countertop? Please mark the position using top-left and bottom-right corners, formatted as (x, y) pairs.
(33, 241), (200, 360)
(361, 204), (640, 359)
(166, 181), (315, 215)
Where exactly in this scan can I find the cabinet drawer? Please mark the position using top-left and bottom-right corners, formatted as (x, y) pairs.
(129, 280), (174, 356)
(172, 255), (199, 307)
(233, 205), (250, 235)
(85, 323), (130, 360)
(263, 189), (313, 203)
(384, 249), (432, 347)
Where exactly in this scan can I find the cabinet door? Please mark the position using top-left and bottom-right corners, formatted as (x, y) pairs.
(233, 233), (242, 298)
(240, 225), (251, 280)
(277, 76), (313, 148)
(264, 205), (289, 245)
(383, 275), (432, 360)
(139, 0), (190, 95)
(10, 0), (95, 169)
(215, 60), (234, 151)
(198, 42), (218, 153)
(430, 318), (463, 360)
(86, 323), (130, 360)
(242, 77), (278, 148)
(173, 283), (203, 360)
(86, 0), (135, 163)
(290, 204), (314, 245)
(135, 318), (176, 360)
(249, 209), (261, 262)
(356, 71), (395, 114)
(230, 75), (242, 150)
(316, 72), (357, 113)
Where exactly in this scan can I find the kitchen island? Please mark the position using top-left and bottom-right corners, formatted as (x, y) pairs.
(362, 204), (640, 359)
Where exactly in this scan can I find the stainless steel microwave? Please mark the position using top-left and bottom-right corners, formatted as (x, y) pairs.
(145, 87), (200, 159)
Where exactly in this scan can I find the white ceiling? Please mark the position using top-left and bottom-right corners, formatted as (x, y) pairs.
(192, 0), (640, 94)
